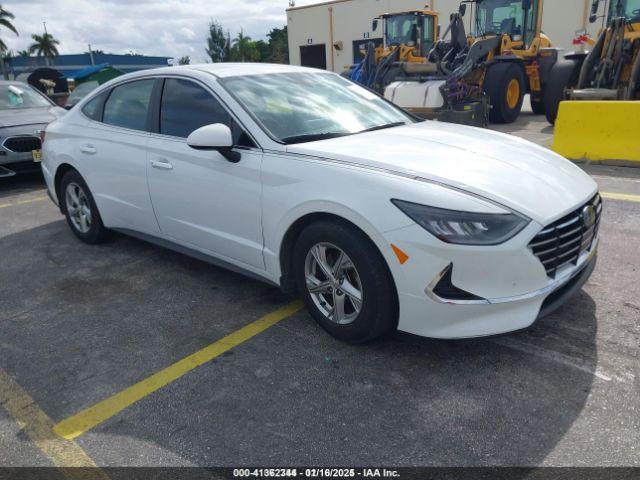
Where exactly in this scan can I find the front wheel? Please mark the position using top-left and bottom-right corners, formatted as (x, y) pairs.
(483, 62), (526, 124)
(293, 220), (398, 343)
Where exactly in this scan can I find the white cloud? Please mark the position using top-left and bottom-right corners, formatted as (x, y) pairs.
(0, 0), (292, 63)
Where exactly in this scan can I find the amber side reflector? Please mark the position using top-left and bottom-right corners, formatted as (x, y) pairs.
(391, 244), (409, 265)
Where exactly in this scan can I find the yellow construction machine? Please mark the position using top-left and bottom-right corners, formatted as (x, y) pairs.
(545, 0), (640, 124)
(345, 7), (439, 93)
(350, 0), (557, 125)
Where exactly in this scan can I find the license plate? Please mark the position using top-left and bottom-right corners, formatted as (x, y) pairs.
(32, 149), (42, 162)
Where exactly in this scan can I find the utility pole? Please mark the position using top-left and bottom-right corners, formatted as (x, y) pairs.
(43, 21), (48, 34)
(88, 44), (95, 65)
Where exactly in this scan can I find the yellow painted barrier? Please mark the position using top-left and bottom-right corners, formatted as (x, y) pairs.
(552, 101), (640, 163)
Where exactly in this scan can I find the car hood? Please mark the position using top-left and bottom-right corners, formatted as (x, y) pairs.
(286, 121), (597, 225)
(0, 106), (65, 128)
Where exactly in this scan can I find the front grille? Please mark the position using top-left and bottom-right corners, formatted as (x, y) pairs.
(3, 136), (41, 153)
(529, 194), (602, 279)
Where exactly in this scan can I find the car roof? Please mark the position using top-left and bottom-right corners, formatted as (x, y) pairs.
(116, 63), (331, 81)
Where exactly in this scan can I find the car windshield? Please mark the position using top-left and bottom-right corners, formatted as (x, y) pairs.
(220, 72), (414, 144)
(609, 0), (640, 21)
(0, 84), (51, 110)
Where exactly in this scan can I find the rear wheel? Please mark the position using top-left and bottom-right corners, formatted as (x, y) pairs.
(60, 170), (108, 244)
(543, 59), (582, 125)
(293, 220), (398, 343)
(483, 62), (526, 124)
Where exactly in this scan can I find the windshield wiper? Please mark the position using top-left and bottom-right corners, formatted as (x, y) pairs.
(358, 122), (407, 134)
(281, 132), (352, 145)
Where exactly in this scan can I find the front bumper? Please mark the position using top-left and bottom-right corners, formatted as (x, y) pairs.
(382, 222), (598, 339)
(0, 132), (43, 176)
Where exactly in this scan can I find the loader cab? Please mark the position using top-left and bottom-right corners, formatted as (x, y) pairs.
(378, 11), (438, 57)
(472, 0), (542, 49)
(606, 0), (640, 23)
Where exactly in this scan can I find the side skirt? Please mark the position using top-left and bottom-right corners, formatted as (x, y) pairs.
(112, 228), (280, 289)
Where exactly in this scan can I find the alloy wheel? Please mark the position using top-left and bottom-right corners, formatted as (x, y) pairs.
(65, 182), (92, 234)
(304, 242), (363, 325)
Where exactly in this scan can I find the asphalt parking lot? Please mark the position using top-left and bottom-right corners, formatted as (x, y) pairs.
(1, 122), (639, 470)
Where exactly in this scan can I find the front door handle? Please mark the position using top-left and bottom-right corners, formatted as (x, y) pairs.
(150, 158), (173, 170)
(79, 144), (96, 154)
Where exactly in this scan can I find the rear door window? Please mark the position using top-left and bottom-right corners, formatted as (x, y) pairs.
(103, 79), (155, 132)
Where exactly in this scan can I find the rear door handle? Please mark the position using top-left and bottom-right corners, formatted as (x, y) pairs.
(150, 158), (173, 170)
(79, 144), (96, 154)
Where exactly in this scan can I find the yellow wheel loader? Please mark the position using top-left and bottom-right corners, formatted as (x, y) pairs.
(348, 0), (556, 125)
(344, 8), (439, 93)
(545, 0), (640, 124)
(385, 0), (557, 124)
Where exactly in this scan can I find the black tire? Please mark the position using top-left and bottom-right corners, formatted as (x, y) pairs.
(530, 94), (545, 115)
(624, 50), (640, 100)
(577, 30), (606, 89)
(483, 62), (526, 124)
(293, 220), (398, 344)
(543, 59), (581, 125)
(59, 170), (108, 244)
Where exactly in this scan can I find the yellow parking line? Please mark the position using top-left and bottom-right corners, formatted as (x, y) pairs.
(600, 191), (640, 203)
(0, 368), (109, 479)
(53, 300), (303, 440)
(0, 195), (48, 209)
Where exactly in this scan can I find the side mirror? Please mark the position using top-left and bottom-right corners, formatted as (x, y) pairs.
(187, 123), (240, 163)
(589, 14), (597, 23)
(459, 3), (467, 16)
(372, 19), (379, 31)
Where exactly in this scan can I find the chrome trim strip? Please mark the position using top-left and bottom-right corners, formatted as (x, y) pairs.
(556, 215), (580, 229)
(425, 238), (598, 306)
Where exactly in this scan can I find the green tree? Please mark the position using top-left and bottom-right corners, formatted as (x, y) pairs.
(229, 29), (259, 62)
(29, 32), (60, 66)
(254, 40), (269, 62)
(0, 5), (18, 79)
(266, 26), (289, 64)
(178, 55), (190, 65)
(17, 49), (30, 57)
(206, 20), (227, 62)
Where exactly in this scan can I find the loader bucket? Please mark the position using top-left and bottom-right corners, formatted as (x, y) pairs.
(552, 101), (640, 163)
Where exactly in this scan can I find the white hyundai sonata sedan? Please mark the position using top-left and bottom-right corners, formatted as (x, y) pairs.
(41, 63), (601, 343)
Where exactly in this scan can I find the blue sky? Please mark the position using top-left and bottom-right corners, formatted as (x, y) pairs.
(1, 0), (317, 62)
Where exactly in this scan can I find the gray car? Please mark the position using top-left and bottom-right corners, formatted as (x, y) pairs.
(0, 80), (66, 177)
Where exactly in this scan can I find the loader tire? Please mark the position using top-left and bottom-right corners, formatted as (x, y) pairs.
(531, 95), (545, 115)
(544, 59), (582, 125)
(483, 62), (525, 124)
(625, 50), (640, 100)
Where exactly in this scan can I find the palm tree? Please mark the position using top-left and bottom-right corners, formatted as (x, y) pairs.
(29, 32), (60, 66)
(0, 5), (18, 79)
(231, 29), (258, 62)
(17, 49), (29, 57)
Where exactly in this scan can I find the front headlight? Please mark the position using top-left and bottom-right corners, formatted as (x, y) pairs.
(391, 199), (529, 245)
